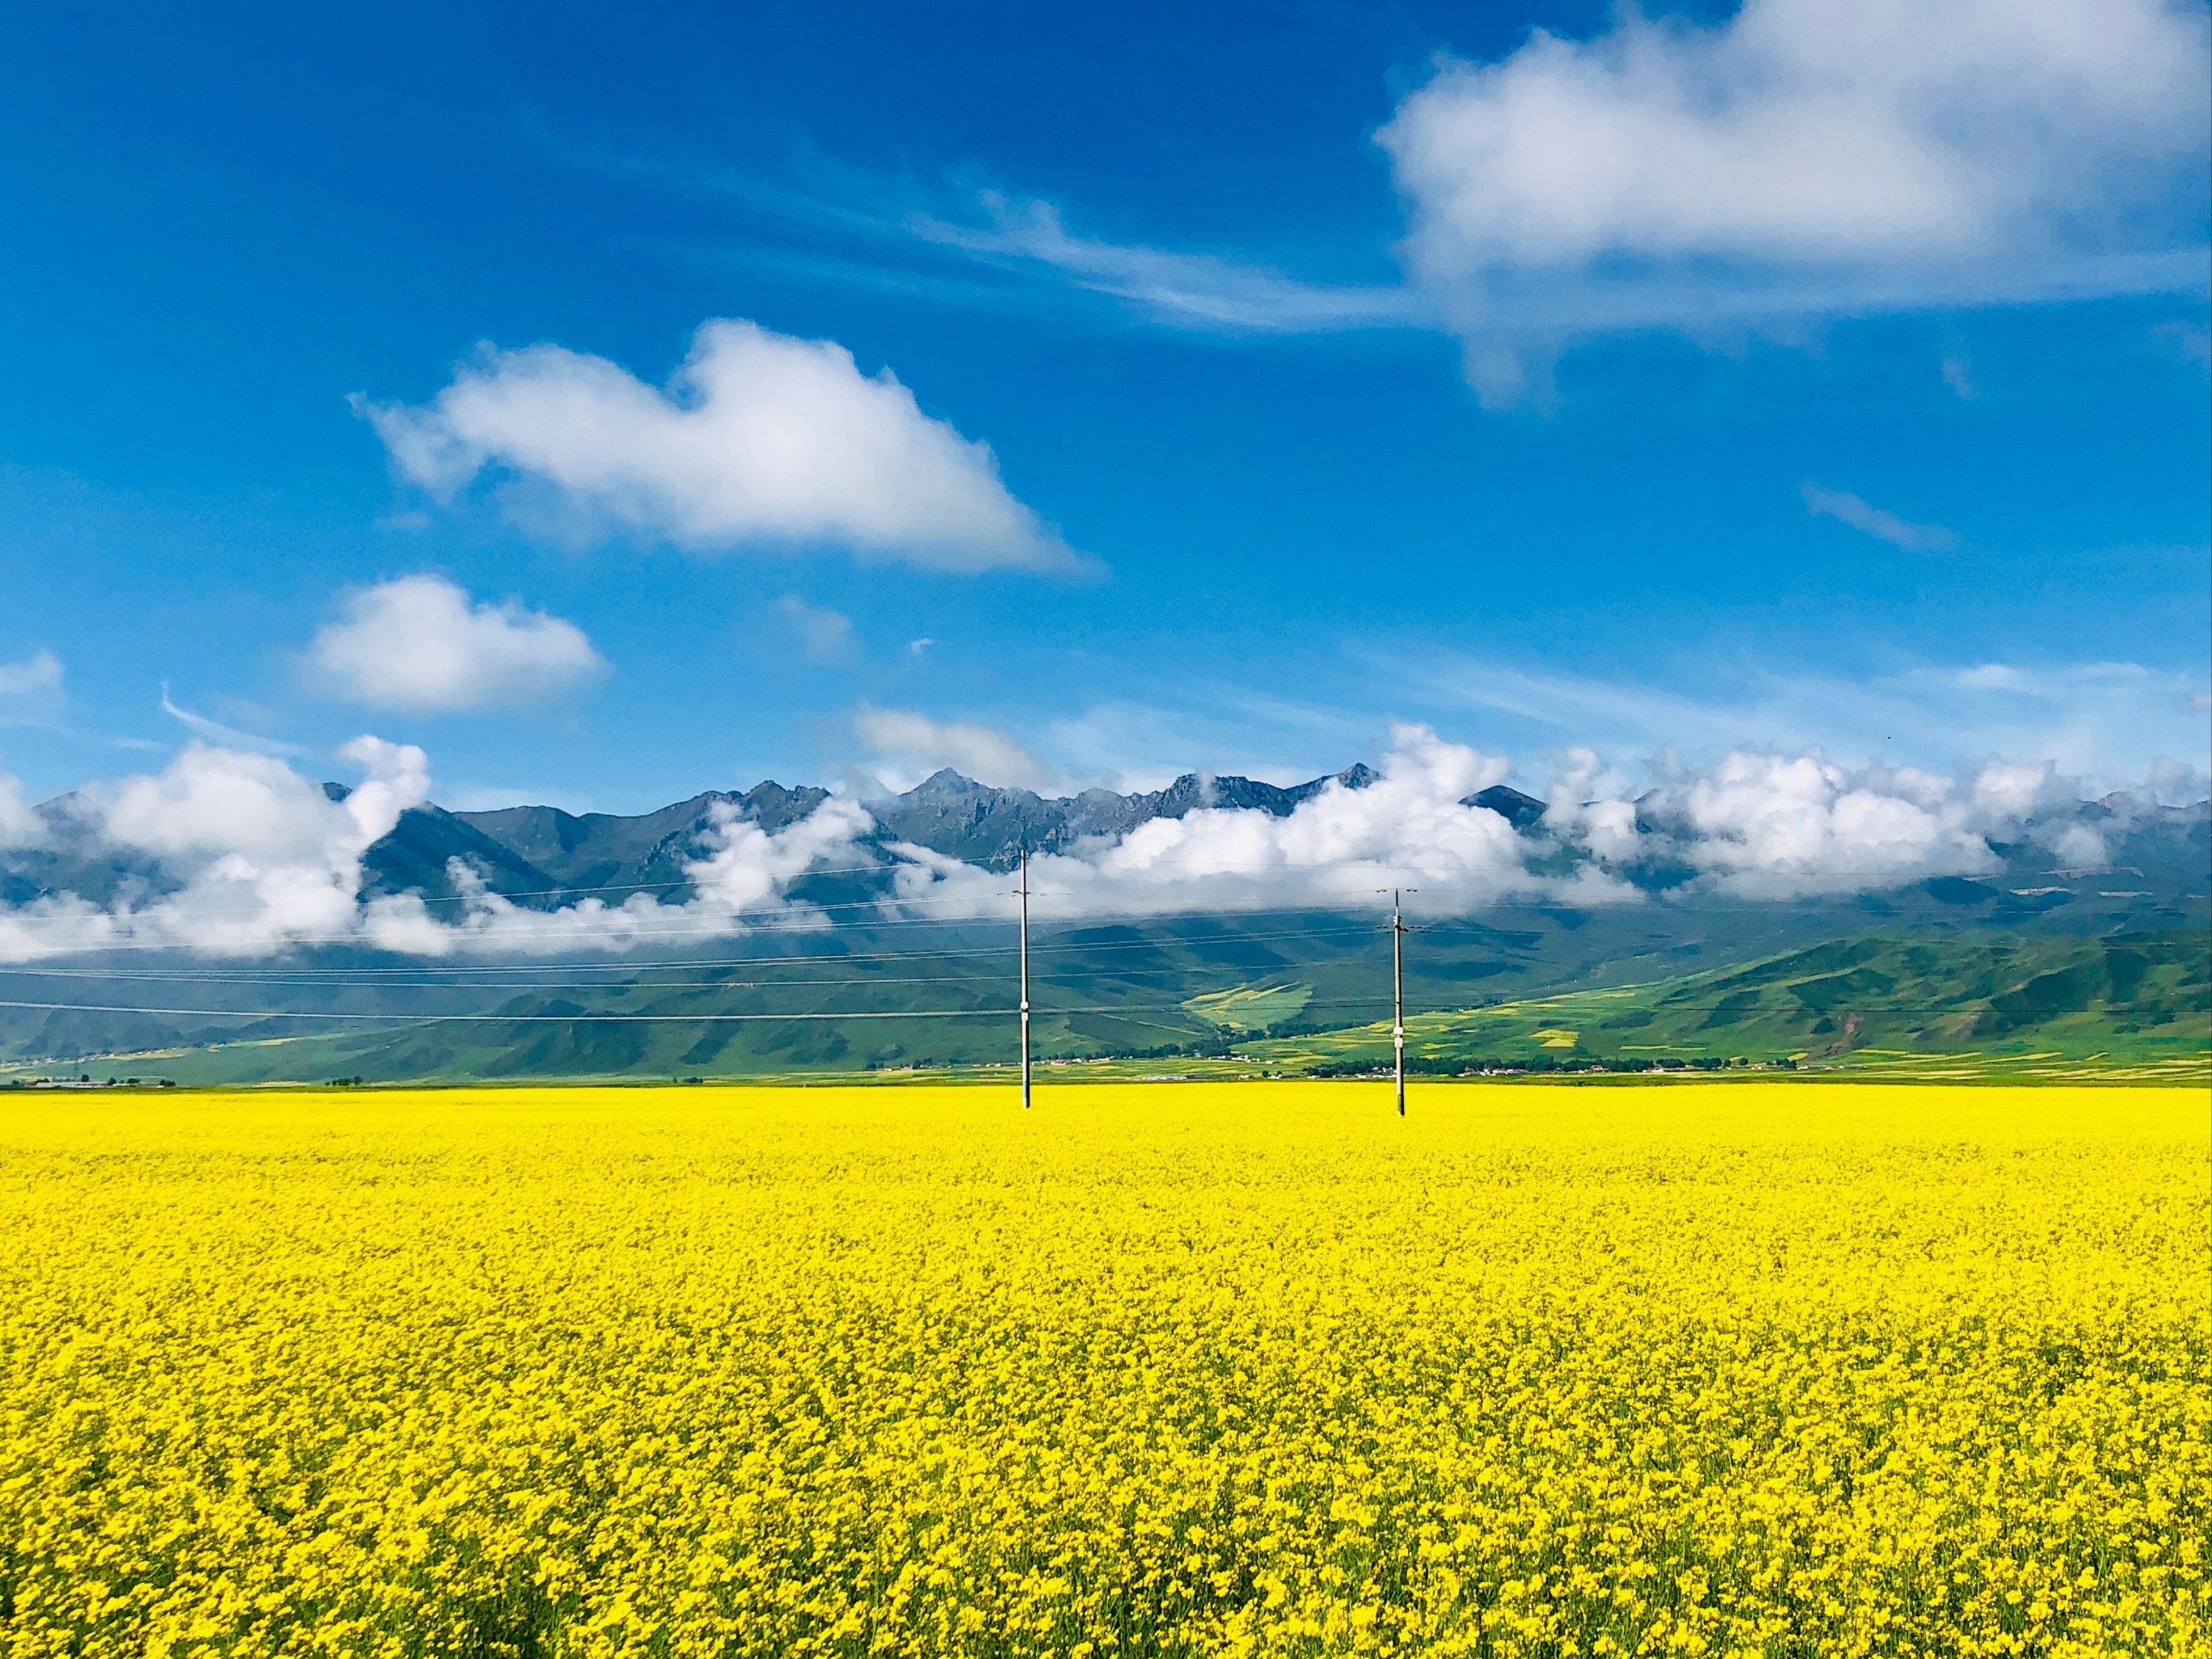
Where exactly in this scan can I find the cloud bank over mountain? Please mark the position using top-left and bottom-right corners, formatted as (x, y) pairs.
(0, 722), (2201, 962)
(0, 739), (429, 962)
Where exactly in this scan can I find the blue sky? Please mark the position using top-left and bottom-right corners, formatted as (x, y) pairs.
(3, 0), (2208, 814)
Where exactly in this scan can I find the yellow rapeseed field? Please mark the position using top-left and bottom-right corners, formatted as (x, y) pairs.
(0, 1081), (2205, 1658)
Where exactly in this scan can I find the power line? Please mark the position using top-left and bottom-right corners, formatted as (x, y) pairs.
(0, 998), (1016, 1025)
(19, 991), (2018, 1026)
(0, 960), (1375, 990)
(0, 994), (1429, 1025)
(0, 919), (1393, 970)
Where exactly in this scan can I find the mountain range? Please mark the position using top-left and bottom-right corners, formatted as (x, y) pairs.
(15, 759), (2203, 913)
(360, 765), (1417, 905)
(0, 766), (2203, 1083)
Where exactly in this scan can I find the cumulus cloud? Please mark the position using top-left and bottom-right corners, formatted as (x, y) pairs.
(309, 575), (605, 713)
(855, 704), (1056, 792)
(360, 319), (1077, 574)
(1541, 746), (1641, 864)
(1526, 749), (2091, 897)
(1669, 753), (1995, 895)
(1378, 0), (2212, 400)
(1801, 484), (1960, 552)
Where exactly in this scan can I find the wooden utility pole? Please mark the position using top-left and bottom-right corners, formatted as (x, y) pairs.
(1018, 848), (1032, 1110)
(1392, 888), (1408, 1115)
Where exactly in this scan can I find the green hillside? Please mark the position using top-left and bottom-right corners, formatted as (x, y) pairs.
(1237, 930), (2211, 1082)
(12, 928), (2203, 1087)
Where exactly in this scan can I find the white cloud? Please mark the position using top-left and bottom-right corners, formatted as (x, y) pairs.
(0, 758), (40, 849)
(2146, 755), (2210, 806)
(367, 796), (876, 955)
(855, 704), (1055, 792)
(772, 596), (859, 665)
(0, 650), (62, 700)
(0, 650), (64, 727)
(96, 744), (361, 864)
(0, 737), (433, 962)
(1541, 746), (1641, 864)
(360, 320), (1079, 574)
(0, 736), (880, 963)
(160, 688), (309, 756)
(1968, 758), (2061, 818)
(1941, 350), (1978, 400)
(909, 194), (1423, 333)
(2041, 821), (2109, 868)
(1540, 748), (2106, 898)
(884, 725), (1540, 920)
(1, 710), (2202, 964)
(1801, 484), (1960, 552)
(1379, 0), (2211, 400)
(1668, 752), (1995, 895)
(360, 795), (878, 957)
(309, 575), (605, 713)
(1404, 650), (2212, 793)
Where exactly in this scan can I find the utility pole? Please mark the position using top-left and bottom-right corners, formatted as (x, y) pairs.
(1018, 847), (1032, 1110)
(1387, 888), (1417, 1117)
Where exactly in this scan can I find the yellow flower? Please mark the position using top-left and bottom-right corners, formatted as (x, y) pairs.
(0, 1080), (2201, 1657)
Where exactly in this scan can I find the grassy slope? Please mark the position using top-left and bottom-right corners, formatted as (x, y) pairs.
(1238, 930), (2211, 1082)
(15, 928), (2205, 1086)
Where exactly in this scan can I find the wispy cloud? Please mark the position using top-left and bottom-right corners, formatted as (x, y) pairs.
(1395, 650), (2212, 791)
(160, 688), (311, 757)
(0, 650), (62, 700)
(905, 194), (1423, 335)
(0, 650), (64, 727)
(854, 703), (1055, 793)
(772, 595), (859, 666)
(568, 0), (2212, 408)
(569, 143), (1423, 339)
(1801, 484), (1959, 553)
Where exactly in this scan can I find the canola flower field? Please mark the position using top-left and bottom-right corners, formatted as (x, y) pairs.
(0, 1082), (2206, 1659)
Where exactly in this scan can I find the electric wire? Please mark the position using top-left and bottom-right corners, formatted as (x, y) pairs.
(0, 994), (2014, 1025)
(0, 921), (1396, 974)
